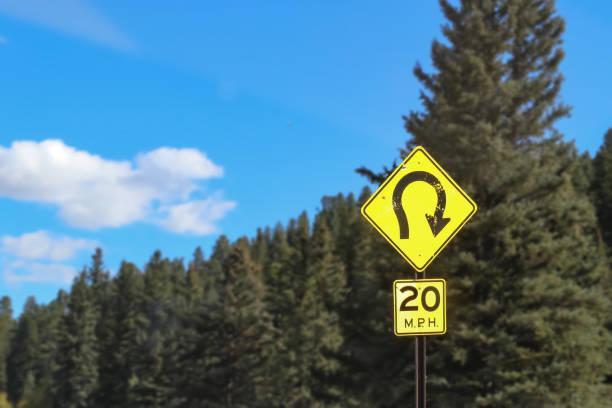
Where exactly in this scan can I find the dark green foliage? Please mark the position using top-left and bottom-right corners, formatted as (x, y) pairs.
(102, 261), (147, 406)
(359, 0), (611, 406)
(206, 235), (232, 302)
(0, 297), (13, 394)
(3, 184), (610, 407)
(251, 228), (271, 268)
(87, 248), (109, 287)
(52, 271), (99, 408)
(592, 129), (612, 249)
(320, 190), (421, 407)
(297, 216), (346, 407)
(127, 251), (179, 407)
(186, 247), (205, 302)
(591, 128), (612, 387)
(7, 298), (39, 406)
(6, 295), (63, 407)
(33, 292), (68, 408)
(86, 249), (115, 408)
(178, 237), (279, 407)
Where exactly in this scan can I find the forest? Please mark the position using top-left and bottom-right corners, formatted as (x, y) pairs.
(1, 0), (611, 407)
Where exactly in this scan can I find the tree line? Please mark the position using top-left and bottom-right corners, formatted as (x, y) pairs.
(1, 0), (611, 406)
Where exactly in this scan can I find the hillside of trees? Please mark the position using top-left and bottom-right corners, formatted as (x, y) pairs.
(1, 0), (611, 407)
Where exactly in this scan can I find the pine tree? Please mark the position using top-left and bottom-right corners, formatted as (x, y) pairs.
(52, 271), (99, 408)
(179, 238), (279, 407)
(359, 0), (611, 406)
(319, 191), (413, 407)
(31, 291), (68, 408)
(251, 227), (271, 268)
(0, 297), (13, 395)
(128, 251), (176, 407)
(92, 261), (148, 407)
(592, 129), (612, 250)
(255, 224), (305, 405)
(287, 212), (311, 270)
(186, 262), (204, 303)
(186, 247), (205, 302)
(263, 224), (297, 329)
(86, 248), (109, 286)
(591, 128), (612, 388)
(82, 249), (116, 408)
(205, 235), (232, 302)
(7, 297), (39, 406)
(296, 216), (347, 407)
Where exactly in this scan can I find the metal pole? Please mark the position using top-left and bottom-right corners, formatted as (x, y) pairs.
(415, 269), (426, 408)
(415, 336), (426, 407)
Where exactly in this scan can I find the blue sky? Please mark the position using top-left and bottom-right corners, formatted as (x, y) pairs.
(0, 0), (610, 314)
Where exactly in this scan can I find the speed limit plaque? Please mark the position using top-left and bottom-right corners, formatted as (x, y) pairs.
(393, 279), (446, 336)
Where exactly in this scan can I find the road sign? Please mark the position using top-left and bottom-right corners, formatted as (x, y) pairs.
(361, 146), (476, 272)
(394, 279), (446, 336)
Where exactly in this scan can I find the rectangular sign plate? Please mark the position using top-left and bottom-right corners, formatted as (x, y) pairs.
(393, 279), (446, 336)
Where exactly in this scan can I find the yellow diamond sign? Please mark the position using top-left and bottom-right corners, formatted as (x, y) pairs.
(361, 146), (476, 271)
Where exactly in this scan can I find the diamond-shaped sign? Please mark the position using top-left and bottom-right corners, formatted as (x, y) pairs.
(361, 146), (476, 272)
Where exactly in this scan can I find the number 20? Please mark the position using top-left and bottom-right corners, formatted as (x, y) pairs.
(399, 285), (440, 312)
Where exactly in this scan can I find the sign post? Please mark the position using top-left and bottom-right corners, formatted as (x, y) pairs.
(416, 333), (426, 408)
(361, 146), (476, 407)
(415, 270), (426, 408)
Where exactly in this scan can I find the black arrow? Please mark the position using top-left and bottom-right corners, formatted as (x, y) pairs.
(392, 171), (450, 239)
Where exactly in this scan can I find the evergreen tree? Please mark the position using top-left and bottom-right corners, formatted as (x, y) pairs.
(52, 271), (99, 408)
(317, 190), (415, 407)
(568, 150), (593, 196)
(95, 261), (148, 407)
(0, 297), (13, 395)
(263, 224), (297, 329)
(179, 238), (279, 407)
(83, 249), (115, 408)
(295, 216), (347, 407)
(256, 223), (308, 406)
(591, 128), (612, 388)
(32, 291), (69, 408)
(86, 248), (109, 287)
(169, 257), (189, 300)
(251, 227), (271, 268)
(205, 235), (232, 302)
(128, 251), (176, 407)
(192, 246), (205, 272)
(287, 212), (311, 268)
(187, 247), (206, 302)
(186, 247), (205, 301)
(359, 0), (610, 406)
(592, 129), (612, 250)
(7, 297), (39, 406)
(127, 330), (168, 408)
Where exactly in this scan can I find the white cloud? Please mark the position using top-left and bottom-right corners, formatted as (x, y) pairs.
(0, 0), (132, 51)
(1, 230), (93, 286)
(0, 139), (235, 234)
(132, 147), (224, 201)
(136, 147), (224, 179)
(157, 197), (237, 235)
(4, 260), (77, 285)
(1, 230), (97, 261)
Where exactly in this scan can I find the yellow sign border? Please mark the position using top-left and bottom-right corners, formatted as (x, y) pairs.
(393, 278), (446, 336)
(361, 146), (477, 272)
